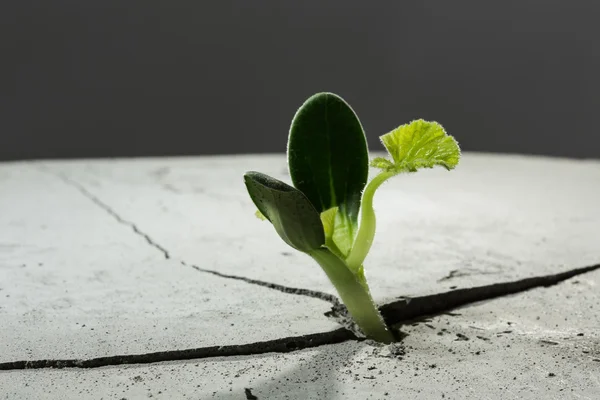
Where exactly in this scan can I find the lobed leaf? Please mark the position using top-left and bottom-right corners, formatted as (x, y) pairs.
(373, 119), (460, 173)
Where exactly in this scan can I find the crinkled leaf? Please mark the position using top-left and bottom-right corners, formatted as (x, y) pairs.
(369, 157), (395, 171)
(244, 172), (325, 252)
(373, 119), (460, 173)
(346, 120), (460, 270)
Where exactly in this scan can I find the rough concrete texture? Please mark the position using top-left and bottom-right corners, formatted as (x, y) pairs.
(0, 164), (338, 362)
(38, 153), (600, 302)
(1, 153), (599, 399)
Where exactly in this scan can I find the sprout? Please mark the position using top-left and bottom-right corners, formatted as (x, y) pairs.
(244, 93), (460, 343)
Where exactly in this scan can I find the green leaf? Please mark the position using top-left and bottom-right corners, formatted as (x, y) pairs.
(346, 119), (461, 269)
(255, 210), (267, 221)
(244, 171), (325, 252)
(319, 207), (338, 240)
(331, 213), (355, 257)
(318, 207), (355, 258)
(373, 119), (460, 173)
(369, 157), (395, 171)
(288, 92), (369, 225)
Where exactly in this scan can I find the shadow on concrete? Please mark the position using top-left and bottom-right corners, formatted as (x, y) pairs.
(212, 343), (365, 400)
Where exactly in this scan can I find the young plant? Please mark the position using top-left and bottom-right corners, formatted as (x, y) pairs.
(244, 93), (460, 343)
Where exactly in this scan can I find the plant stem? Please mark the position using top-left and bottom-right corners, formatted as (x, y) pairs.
(345, 171), (395, 270)
(310, 248), (395, 343)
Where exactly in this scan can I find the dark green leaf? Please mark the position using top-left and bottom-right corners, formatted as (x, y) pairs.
(244, 171), (325, 252)
(287, 92), (369, 224)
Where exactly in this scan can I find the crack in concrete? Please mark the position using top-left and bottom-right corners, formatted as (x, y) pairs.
(47, 168), (342, 308)
(51, 170), (171, 260)
(0, 328), (357, 370)
(26, 166), (599, 370)
(380, 263), (600, 326)
(1, 263), (597, 370)
(182, 261), (341, 307)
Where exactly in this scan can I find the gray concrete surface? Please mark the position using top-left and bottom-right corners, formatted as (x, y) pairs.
(0, 163), (338, 362)
(0, 153), (599, 399)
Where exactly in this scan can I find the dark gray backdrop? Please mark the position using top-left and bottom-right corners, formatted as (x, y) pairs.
(2, 0), (599, 161)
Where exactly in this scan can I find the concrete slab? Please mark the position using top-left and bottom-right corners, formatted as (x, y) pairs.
(0, 164), (338, 362)
(1, 269), (598, 399)
(1, 153), (599, 399)
(42, 153), (600, 303)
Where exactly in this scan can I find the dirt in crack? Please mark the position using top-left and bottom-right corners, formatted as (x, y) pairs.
(1, 263), (598, 370)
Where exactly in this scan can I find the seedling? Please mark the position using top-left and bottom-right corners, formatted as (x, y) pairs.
(244, 93), (460, 343)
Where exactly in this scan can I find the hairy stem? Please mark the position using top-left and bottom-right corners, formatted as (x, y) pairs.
(310, 248), (394, 343)
(345, 170), (396, 270)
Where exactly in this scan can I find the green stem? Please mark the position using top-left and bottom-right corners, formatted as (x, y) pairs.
(345, 171), (395, 270)
(309, 248), (394, 343)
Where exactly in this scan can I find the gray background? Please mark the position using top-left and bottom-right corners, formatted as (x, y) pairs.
(1, 0), (599, 161)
